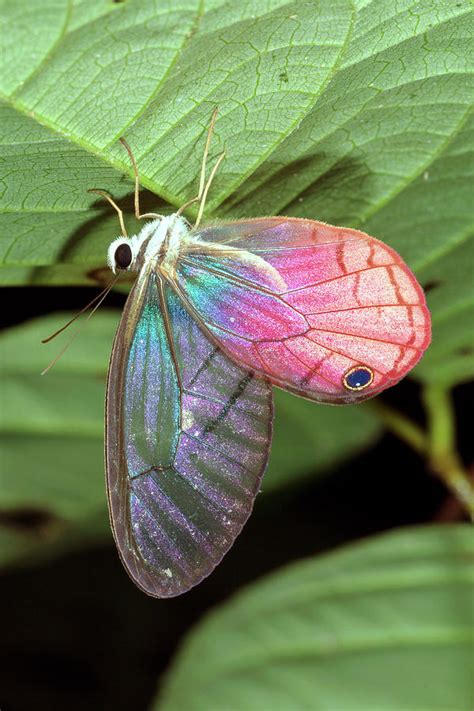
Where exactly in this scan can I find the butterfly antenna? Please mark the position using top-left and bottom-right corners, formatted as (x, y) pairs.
(194, 149), (226, 229)
(88, 188), (128, 236)
(119, 137), (141, 219)
(198, 106), (219, 198)
(177, 107), (224, 222)
(41, 275), (120, 375)
(118, 138), (163, 221)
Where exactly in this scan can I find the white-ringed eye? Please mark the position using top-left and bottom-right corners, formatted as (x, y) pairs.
(107, 237), (135, 272)
(114, 242), (133, 270)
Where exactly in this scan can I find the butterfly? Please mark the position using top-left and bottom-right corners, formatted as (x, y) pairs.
(93, 111), (431, 597)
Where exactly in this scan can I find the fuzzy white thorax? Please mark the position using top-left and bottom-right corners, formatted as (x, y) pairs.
(144, 215), (190, 269)
(107, 214), (191, 273)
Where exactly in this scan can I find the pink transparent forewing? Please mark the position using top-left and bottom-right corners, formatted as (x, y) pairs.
(177, 218), (431, 403)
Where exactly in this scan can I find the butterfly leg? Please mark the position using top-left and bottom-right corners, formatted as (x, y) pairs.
(119, 137), (163, 221)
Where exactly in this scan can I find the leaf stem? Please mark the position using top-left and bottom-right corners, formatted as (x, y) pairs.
(369, 389), (474, 520)
(422, 384), (474, 521)
(368, 401), (426, 456)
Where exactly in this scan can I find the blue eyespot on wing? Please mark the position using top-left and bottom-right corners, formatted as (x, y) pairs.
(343, 366), (374, 391)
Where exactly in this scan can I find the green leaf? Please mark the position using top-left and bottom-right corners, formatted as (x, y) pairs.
(0, 312), (116, 567)
(1, 0), (472, 384)
(0, 311), (380, 565)
(156, 524), (474, 711)
(0, 0), (353, 270)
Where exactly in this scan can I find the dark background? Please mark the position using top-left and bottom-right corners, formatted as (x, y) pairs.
(1, 287), (471, 711)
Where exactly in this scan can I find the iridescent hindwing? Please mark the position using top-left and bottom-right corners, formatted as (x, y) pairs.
(106, 270), (272, 597)
(176, 217), (431, 404)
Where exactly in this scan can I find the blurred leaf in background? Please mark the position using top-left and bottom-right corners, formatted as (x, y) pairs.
(157, 525), (474, 711)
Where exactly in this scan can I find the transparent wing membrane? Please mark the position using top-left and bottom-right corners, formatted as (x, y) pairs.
(106, 271), (272, 597)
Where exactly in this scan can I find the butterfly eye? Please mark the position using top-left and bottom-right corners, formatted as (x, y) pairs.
(114, 242), (133, 270)
(343, 366), (374, 391)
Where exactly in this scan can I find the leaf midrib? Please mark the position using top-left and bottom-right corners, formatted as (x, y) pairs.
(166, 628), (472, 700)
